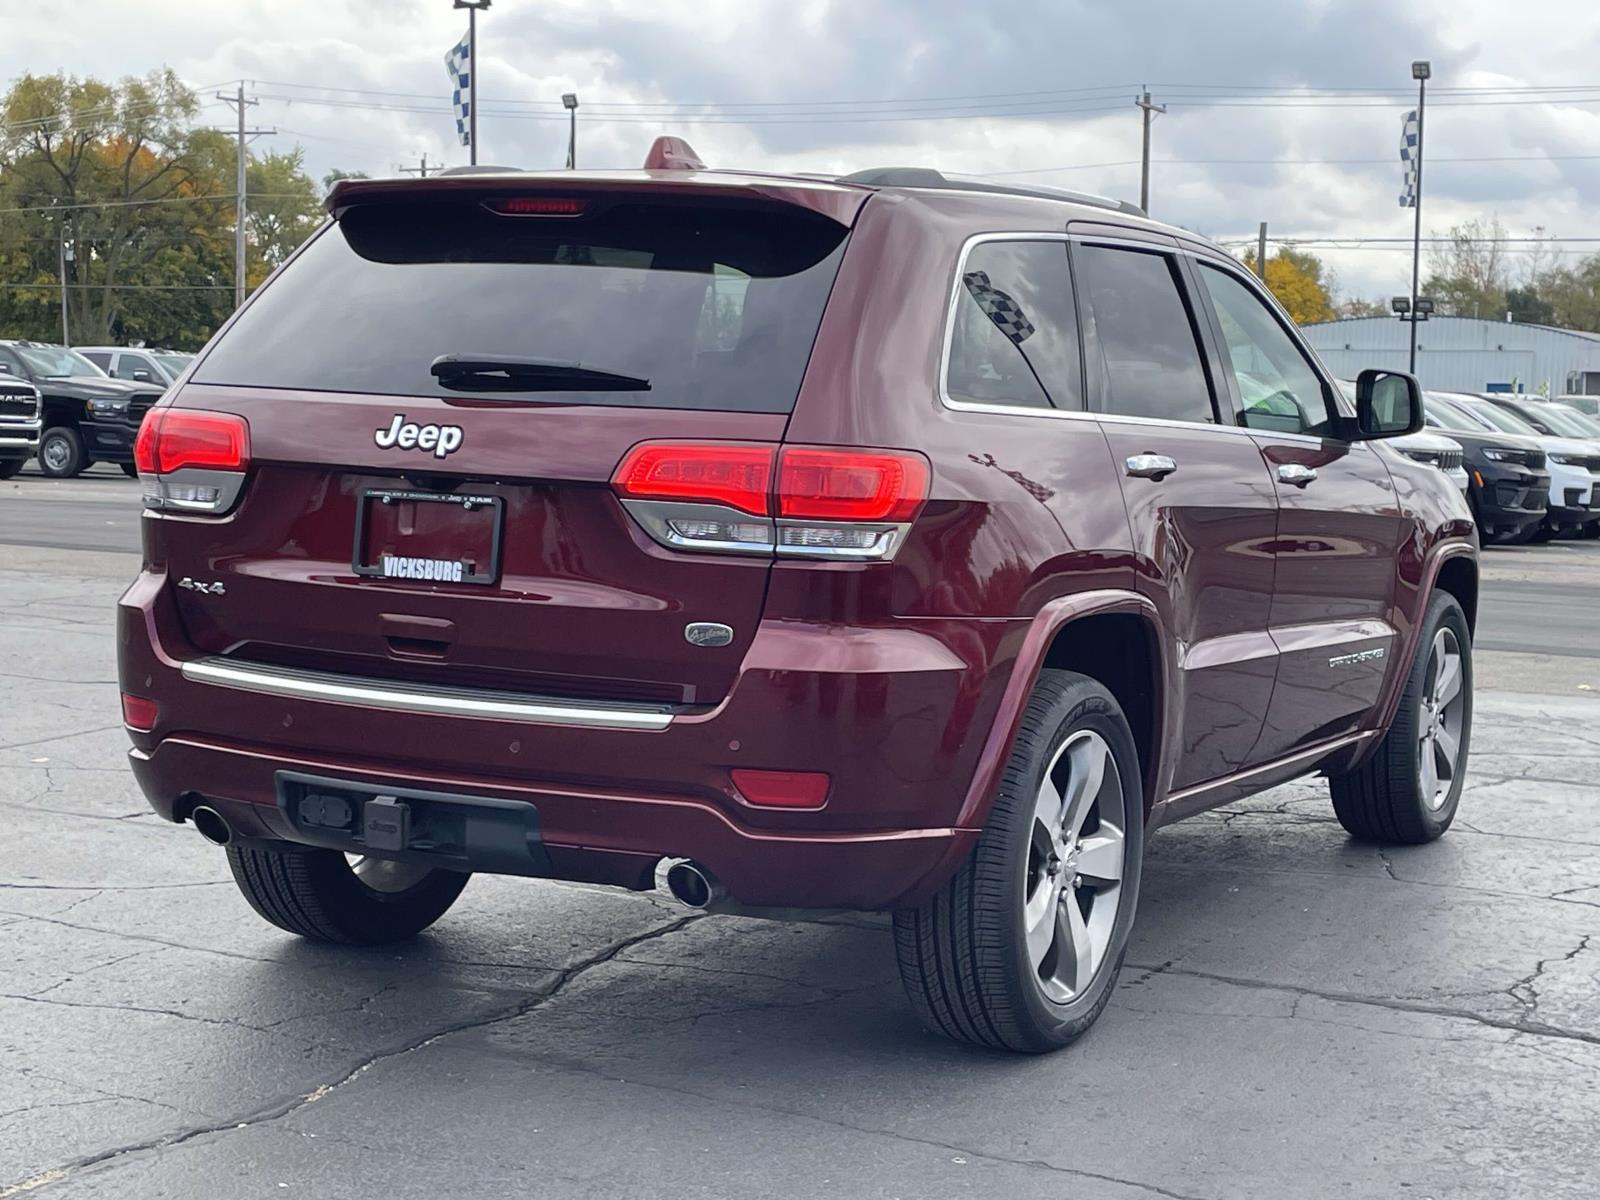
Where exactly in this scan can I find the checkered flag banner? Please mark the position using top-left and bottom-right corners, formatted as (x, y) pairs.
(445, 29), (471, 147)
(963, 270), (1035, 345)
(1399, 109), (1419, 208)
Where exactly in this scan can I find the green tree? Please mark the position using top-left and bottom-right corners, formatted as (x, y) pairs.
(0, 70), (232, 345)
(1534, 256), (1600, 333)
(245, 147), (323, 286)
(322, 167), (368, 193)
(1506, 285), (1555, 326)
(0, 73), (332, 349)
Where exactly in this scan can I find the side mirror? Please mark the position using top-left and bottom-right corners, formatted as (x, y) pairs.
(1352, 368), (1423, 440)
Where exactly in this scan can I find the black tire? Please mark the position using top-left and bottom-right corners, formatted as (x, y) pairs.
(37, 426), (86, 478)
(1582, 522), (1600, 541)
(1529, 523), (1554, 544)
(1328, 592), (1472, 844)
(119, 461), (138, 478)
(226, 842), (469, 944)
(893, 670), (1144, 1053)
(0, 458), (24, 480)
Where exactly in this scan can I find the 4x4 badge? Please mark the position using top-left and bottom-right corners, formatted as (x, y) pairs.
(374, 414), (464, 460)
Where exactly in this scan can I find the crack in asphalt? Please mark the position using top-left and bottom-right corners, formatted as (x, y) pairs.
(1375, 848), (1400, 882)
(1128, 961), (1600, 1048)
(0, 913), (707, 1198)
(1507, 934), (1593, 1021)
(0, 726), (123, 755)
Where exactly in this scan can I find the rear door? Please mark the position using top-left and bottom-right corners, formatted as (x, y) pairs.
(158, 185), (857, 708)
(1073, 236), (1280, 793)
(1189, 258), (1402, 760)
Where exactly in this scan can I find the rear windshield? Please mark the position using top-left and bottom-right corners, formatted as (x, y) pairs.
(193, 195), (851, 412)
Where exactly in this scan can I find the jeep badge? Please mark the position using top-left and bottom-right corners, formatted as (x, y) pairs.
(375, 414), (464, 459)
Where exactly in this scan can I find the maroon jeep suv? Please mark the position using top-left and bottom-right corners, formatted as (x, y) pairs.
(119, 147), (1477, 1052)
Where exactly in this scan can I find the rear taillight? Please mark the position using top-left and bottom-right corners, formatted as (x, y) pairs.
(614, 443), (772, 515)
(138, 409), (251, 514)
(611, 442), (929, 561)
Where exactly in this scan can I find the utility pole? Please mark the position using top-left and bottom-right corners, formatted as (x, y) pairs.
(56, 205), (70, 345)
(217, 85), (274, 310)
(400, 153), (432, 179)
(1135, 88), (1166, 215)
(1408, 61), (1430, 375)
(1256, 222), (1268, 282)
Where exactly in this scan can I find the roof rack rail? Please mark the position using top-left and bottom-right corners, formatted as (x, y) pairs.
(837, 167), (1145, 217)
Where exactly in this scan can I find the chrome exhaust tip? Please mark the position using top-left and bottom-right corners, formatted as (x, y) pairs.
(662, 859), (725, 910)
(190, 805), (232, 847)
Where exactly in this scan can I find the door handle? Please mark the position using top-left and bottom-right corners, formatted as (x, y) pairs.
(1277, 463), (1318, 487)
(1125, 454), (1178, 480)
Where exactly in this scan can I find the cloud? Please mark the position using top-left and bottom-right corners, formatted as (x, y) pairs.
(9, 0), (1600, 297)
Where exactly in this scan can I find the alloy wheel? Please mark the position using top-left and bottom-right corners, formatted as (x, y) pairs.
(1418, 627), (1466, 810)
(1022, 729), (1126, 1003)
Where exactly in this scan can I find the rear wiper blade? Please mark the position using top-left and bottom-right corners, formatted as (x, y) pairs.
(430, 354), (650, 392)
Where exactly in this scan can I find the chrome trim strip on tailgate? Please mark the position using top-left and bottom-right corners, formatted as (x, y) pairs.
(180, 657), (676, 730)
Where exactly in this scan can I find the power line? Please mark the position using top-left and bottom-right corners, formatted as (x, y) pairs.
(984, 153), (1600, 176)
(0, 194), (303, 216)
(245, 76), (1600, 111)
(2, 282), (234, 291)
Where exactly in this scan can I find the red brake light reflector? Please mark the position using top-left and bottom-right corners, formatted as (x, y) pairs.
(777, 448), (929, 522)
(485, 196), (587, 216)
(121, 693), (158, 732)
(731, 769), (830, 810)
(613, 443), (774, 516)
(147, 410), (250, 474)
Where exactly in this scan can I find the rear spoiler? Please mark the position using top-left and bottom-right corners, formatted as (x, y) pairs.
(326, 167), (867, 226)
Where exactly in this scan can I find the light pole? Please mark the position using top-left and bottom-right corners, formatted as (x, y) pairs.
(1408, 59), (1430, 375)
(563, 93), (579, 169)
(454, 0), (490, 165)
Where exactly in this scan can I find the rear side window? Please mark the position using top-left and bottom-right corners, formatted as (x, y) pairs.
(81, 351), (113, 371)
(194, 197), (850, 413)
(1077, 245), (1215, 424)
(946, 240), (1082, 410)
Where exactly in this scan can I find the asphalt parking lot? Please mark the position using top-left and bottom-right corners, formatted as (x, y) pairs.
(2, 472), (1597, 1199)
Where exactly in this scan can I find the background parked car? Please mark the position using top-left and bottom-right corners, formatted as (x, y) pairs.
(0, 375), (42, 479)
(74, 345), (193, 387)
(1451, 393), (1599, 541)
(1339, 381), (1467, 494)
(1553, 394), (1600, 418)
(1488, 395), (1600, 539)
(1423, 391), (1549, 544)
(0, 340), (164, 478)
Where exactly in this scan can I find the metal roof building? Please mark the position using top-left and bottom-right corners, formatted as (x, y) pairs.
(1300, 316), (1600, 397)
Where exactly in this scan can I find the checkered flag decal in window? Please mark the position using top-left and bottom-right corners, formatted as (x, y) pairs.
(446, 30), (471, 147)
(1399, 109), (1419, 208)
(964, 270), (1036, 345)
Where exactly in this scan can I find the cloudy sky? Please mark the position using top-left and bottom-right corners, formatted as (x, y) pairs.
(9, 0), (1600, 300)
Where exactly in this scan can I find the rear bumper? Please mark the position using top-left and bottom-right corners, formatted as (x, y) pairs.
(118, 570), (1015, 909)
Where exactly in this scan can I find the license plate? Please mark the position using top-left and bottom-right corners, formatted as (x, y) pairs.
(353, 488), (504, 586)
